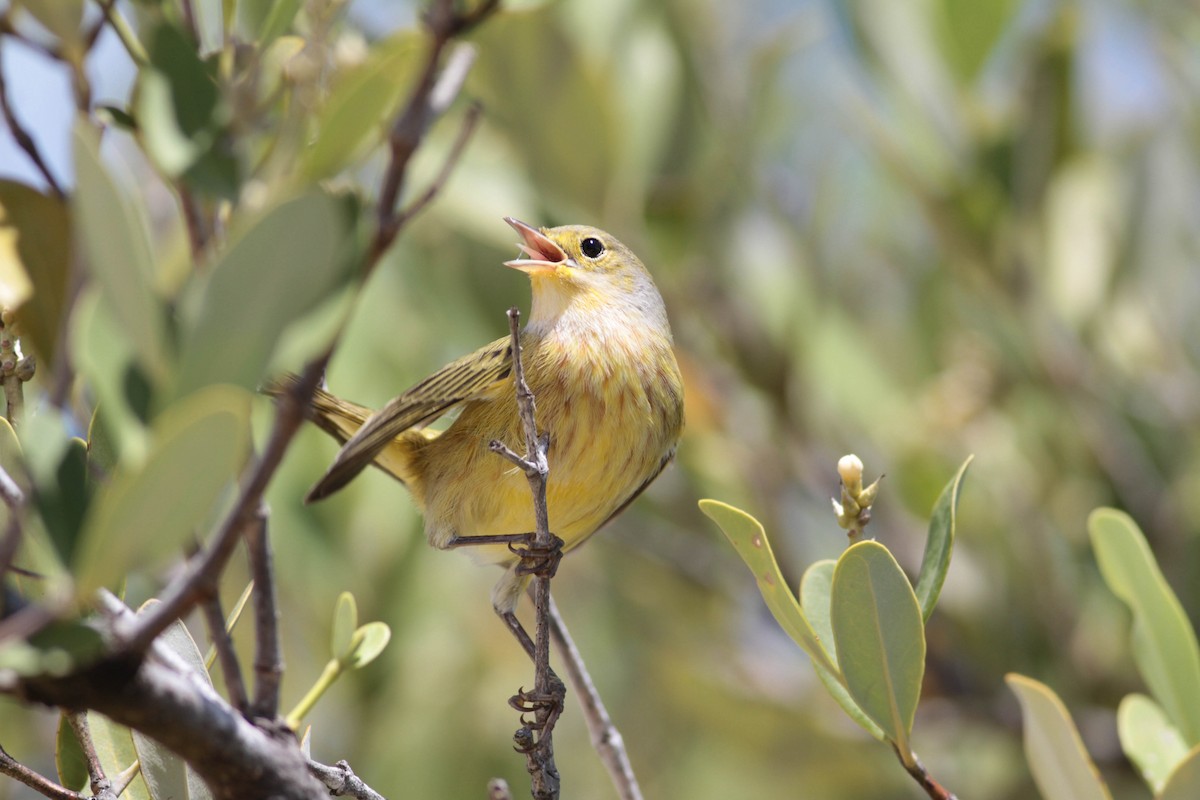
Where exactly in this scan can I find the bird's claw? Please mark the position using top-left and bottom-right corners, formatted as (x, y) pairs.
(509, 534), (565, 578)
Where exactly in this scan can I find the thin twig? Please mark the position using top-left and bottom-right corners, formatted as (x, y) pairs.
(0, 744), (83, 800)
(95, 0), (147, 65)
(245, 505), (283, 720)
(66, 712), (112, 798)
(393, 99), (483, 230)
(369, 13), (491, 266)
(200, 591), (249, 715)
(493, 308), (561, 799)
(178, 184), (210, 262)
(546, 595), (643, 800)
(896, 746), (958, 800)
(0, 45), (64, 198)
(306, 759), (386, 800)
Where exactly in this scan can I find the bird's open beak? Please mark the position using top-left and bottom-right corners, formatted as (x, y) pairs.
(503, 217), (567, 275)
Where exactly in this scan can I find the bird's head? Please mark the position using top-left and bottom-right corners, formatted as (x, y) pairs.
(503, 217), (666, 332)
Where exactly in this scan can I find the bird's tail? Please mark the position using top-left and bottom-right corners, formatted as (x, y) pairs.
(262, 374), (430, 501)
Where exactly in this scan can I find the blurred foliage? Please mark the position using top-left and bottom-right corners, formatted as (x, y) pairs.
(1, 0), (1199, 798)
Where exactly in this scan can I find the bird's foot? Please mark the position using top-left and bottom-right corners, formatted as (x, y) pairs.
(509, 533), (565, 579)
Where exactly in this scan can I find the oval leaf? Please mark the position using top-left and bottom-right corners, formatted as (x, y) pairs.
(71, 119), (169, 386)
(172, 190), (355, 399)
(1006, 674), (1113, 800)
(1118, 693), (1188, 793)
(830, 541), (925, 751)
(914, 455), (972, 621)
(800, 559), (886, 741)
(331, 591), (357, 659)
(698, 499), (837, 676)
(301, 33), (420, 181)
(1089, 508), (1200, 745)
(1160, 745), (1200, 800)
(75, 386), (252, 594)
(55, 714), (89, 791)
(348, 622), (391, 669)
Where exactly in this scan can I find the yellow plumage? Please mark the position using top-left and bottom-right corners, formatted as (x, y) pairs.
(290, 218), (684, 612)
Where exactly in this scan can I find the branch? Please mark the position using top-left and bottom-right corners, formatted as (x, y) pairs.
(14, 592), (326, 800)
(368, 4), (491, 267)
(245, 505), (283, 720)
(65, 712), (115, 800)
(200, 591), (249, 715)
(896, 746), (958, 800)
(492, 308), (561, 799)
(546, 595), (643, 800)
(306, 759), (387, 800)
(393, 99), (483, 230)
(0, 744), (84, 800)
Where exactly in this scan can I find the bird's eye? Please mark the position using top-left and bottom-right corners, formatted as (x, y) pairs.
(580, 237), (605, 259)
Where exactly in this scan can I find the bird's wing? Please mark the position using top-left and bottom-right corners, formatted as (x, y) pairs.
(305, 337), (513, 502)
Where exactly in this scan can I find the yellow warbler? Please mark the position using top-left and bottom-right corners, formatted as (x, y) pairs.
(294, 217), (684, 617)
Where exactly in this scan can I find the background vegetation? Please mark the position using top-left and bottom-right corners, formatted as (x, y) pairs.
(1, 0), (1197, 798)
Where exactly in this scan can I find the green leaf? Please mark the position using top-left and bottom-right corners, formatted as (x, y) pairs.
(1160, 745), (1200, 800)
(238, 0), (302, 43)
(799, 560), (838, 668)
(87, 713), (151, 800)
(75, 386), (252, 595)
(15, 0), (84, 44)
(915, 455), (973, 621)
(301, 33), (421, 181)
(171, 190), (356, 399)
(830, 541), (925, 752)
(0, 181), (70, 363)
(800, 559), (887, 741)
(1117, 693), (1188, 794)
(698, 499), (838, 675)
(55, 714), (89, 791)
(134, 600), (213, 800)
(347, 622), (391, 669)
(934, 0), (1018, 83)
(331, 591), (357, 659)
(70, 288), (150, 465)
(71, 119), (170, 386)
(1006, 674), (1113, 800)
(1089, 508), (1200, 745)
(33, 437), (90, 564)
(137, 21), (221, 175)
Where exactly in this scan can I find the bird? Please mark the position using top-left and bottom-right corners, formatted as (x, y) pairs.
(285, 217), (684, 640)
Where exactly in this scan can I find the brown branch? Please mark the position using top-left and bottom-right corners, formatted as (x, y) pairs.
(65, 712), (114, 799)
(178, 185), (210, 263)
(393, 99), (483, 230)
(245, 505), (283, 720)
(895, 745), (957, 800)
(368, 5), (493, 267)
(0, 744), (84, 800)
(306, 759), (386, 800)
(200, 591), (249, 715)
(546, 595), (643, 800)
(0, 41), (65, 199)
(491, 308), (561, 799)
